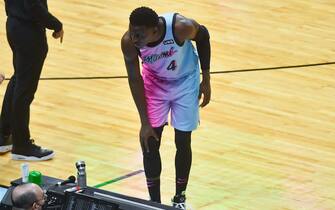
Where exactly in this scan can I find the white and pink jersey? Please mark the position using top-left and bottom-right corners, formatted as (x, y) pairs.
(139, 13), (200, 131)
(139, 13), (199, 80)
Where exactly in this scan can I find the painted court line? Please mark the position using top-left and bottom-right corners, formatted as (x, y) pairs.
(94, 169), (144, 188)
(3, 61), (333, 81)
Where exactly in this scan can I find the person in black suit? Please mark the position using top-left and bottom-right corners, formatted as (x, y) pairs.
(0, 0), (64, 161)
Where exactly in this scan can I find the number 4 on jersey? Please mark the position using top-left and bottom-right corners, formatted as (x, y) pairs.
(167, 60), (177, 71)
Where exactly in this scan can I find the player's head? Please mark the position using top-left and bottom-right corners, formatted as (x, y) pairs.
(129, 6), (159, 48)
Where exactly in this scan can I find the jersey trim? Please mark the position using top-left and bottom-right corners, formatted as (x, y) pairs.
(172, 13), (184, 47)
(147, 17), (166, 48)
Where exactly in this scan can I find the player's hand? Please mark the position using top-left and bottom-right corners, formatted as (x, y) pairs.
(140, 124), (159, 153)
(52, 29), (64, 43)
(199, 78), (211, 107)
(0, 74), (5, 84)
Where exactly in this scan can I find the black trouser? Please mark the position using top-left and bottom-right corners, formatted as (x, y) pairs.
(0, 17), (48, 148)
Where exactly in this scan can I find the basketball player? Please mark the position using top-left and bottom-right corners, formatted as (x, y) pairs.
(121, 7), (211, 208)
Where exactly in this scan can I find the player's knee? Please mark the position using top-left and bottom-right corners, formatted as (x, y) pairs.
(143, 150), (160, 160)
(175, 129), (192, 151)
(142, 138), (160, 158)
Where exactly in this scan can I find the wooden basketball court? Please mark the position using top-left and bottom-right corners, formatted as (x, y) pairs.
(0, 1), (334, 209)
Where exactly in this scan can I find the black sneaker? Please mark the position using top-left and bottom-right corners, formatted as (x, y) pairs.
(11, 139), (55, 161)
(172, 192), (187, 209)
(0, 134), (12, 154)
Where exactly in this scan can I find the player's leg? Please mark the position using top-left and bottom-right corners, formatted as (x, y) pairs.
(170, 72), (200, 208)
(174, 129), (192, 198)
(142, 73), (170, 203)
(140, 125), (164, 203)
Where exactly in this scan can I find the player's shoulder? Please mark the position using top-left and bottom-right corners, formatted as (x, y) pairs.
(121, 31), (134, 49)
(121, 31), (131, 43)
(121, 31), (138, 58)
(175, 14), (194, 28)
(174, 14), (197, 40)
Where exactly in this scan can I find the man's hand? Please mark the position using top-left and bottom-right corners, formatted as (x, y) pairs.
(198, 78), (211, 107)
(52, 29), (64, 43)
(140, 124), (159, 153)
(0, 74), (5, 84)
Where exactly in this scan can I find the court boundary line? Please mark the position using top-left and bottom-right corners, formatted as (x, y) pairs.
(93, 169), (144, 188)
(3, 61), (334, 81)
(210, 61), (335, 74)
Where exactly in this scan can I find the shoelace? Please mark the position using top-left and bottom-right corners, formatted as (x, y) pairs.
(28, 139), (41, 149)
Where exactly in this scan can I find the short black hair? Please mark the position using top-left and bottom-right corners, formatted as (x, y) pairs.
(11, 190), (37, 209)
(129, 6), (159, 27)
